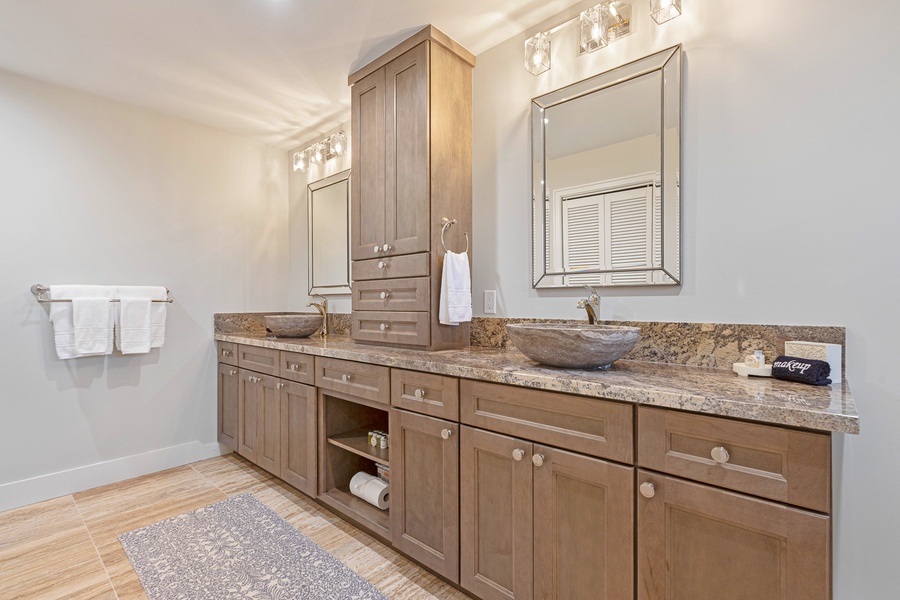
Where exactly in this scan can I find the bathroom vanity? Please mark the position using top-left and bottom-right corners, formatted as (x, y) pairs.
(215, 332), (858, 600)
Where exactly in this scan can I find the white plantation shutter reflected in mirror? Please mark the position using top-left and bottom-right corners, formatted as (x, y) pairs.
(607, 187), (653, 285)
(563, 195), (604, 286)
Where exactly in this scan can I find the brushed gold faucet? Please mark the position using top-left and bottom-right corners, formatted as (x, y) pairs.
(577, 285), (601, 324)
(307, 295), (329, 337)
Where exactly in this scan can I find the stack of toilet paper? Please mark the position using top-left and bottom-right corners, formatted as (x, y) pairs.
(349, 472), (390, 510)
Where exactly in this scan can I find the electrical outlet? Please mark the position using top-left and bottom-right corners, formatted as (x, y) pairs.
(484, 290), (497, 314)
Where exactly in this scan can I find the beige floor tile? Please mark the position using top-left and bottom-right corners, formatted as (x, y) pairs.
(96, 541), (149, 600)
(0, 556), (116, 600)
(190, 453), (274, 495)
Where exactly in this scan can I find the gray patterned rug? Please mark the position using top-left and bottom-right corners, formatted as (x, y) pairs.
(118, 493), (389, 600)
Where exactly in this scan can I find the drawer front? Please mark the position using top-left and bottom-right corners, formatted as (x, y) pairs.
(315, 356), (390, 405)
(460, 380), (633, 464)
(637, 406), (831, 513)
(237, 345), (279, 377)
(391, 368), (459, 420)
(352, 277), (430, 312)
(351, 311), (430, 347)
(352, 252), (429, 281)
(279, 350), (315, 385)
(217, 341), (238, 366)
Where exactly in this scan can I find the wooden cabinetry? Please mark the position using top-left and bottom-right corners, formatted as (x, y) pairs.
(280, 380), (317, 496)
(349, 25), (475, 350)
(460, 426), (634, 600)
(217, 363), (239, 451)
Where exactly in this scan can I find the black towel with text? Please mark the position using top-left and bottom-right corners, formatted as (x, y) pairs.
(771, 355), (832, 386)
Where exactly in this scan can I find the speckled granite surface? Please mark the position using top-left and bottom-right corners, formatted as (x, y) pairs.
(215, 332), (859, 434)
(470, 317), (846, 370)
(215, 312), (351, 336)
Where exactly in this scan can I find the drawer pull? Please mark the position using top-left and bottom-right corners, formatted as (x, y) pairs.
(640, 482), (656, 498)
(221, 349), (233, 357)
(711, 446), (731, 464)
(532, 453), (544, 467)
(441, 429), (453, 440)
(379, 323), (388, 332)
(229, 369), (236, 376)
(512, 448), (525, 462)
(380, 291), (390, 300)
(341, 374), (351, 384)
(414, 388), (425, 399)
(382, 244), (391, 252)
(276, 382), (285, 390)
(248, 376), (260, 384)
(378, 261), (386, 269)
(289, 363), (300, 371)
(373, 245), (381, 254)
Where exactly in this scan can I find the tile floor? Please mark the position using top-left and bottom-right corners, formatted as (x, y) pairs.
(0, 454), (472, 599)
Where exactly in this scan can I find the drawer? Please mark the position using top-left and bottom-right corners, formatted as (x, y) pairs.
(217, 341), (238, 366)
(391, 368), (459, 420)
(352, 311), (430, 347)
(279, 350), (316, 385)
(460, 380), (633, 463)
(352, 277), (430, 312)
(315, 356), (390, 405)
(353, 252), (429, 281)
(637, 406), (831, 513)
(237, 345), (280, 377)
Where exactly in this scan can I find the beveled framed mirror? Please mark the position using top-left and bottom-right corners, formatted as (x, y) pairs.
(308, 169), (351, 295)
(532, 45), (681, 288)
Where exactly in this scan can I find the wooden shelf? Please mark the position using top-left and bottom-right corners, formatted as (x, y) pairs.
(327, 427), (390, 466)
(320, 487), (390, 536)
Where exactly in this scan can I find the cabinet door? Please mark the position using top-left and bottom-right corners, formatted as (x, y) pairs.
(637, 470), (830, 600)
(256, 375), (281, 475)
(533, 445), (634, 600)
(217, 363), (239, 451)
(351, 66), (386, 261)
(460, 426), (533, 600)
(280, 381), (317, 497)
(390, 409), (459, 582)
(384, 41), (430, 256)
(238, 369), (260, 463)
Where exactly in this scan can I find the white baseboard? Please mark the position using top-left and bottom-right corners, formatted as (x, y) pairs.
(0, 441), (228, 512)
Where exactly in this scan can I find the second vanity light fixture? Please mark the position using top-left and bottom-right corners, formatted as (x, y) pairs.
(292, 130), (349, 172)
(525, 0), (682, 75)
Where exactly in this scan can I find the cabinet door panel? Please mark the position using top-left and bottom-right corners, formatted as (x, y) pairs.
(390, 410), (459, 582)
(637, 470), (830, 600)
(256, 375), (281, 475)
(280, 381), (317, 496)
(385, 41), (430, 256)
(238, 369), (259, 463)
(351, 67), (386, 260)
(533, 445), (634, 600)
(461, 426), (533, 600)
(217, 363), (239, 451)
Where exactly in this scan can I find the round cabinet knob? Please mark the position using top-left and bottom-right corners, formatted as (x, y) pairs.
(512, 449), (525, 462)
(711, 446), (731, 464)
(640, 482), (656, 498)
(276, 382), (284, 390)
(289, 363), (299, 371)
(378, 261), (385, 269)
(341, 374), (351, 383)
(222, 350), (232, 356)
(414, 388), (425, 399)
(441, 429), (453, 440)
(382, 244), (391, 252)
(229, 370), (236, 376)
(532, 453), (545, 467)
(373, 245), (380, 253)
(379, 323), (388, 332)
(380, 291), (390, 300)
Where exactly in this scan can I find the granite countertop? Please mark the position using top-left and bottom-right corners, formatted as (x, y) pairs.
(215, 333), (859, 434)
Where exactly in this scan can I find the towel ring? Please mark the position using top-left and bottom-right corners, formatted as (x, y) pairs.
(440, 217), (469, 253)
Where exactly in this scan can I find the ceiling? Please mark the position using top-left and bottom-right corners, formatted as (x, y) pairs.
(0, 0), (583, 150)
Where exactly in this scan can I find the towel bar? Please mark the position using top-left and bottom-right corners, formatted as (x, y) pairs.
(30, 284), (173, 303)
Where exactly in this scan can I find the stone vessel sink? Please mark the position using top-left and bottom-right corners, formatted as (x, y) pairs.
(265, 314), (324, 338)
(506, 323), (641, 369)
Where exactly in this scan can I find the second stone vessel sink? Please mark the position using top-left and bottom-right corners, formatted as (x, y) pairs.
(506, 323), (641, 369)
(265, 314), (324, 338)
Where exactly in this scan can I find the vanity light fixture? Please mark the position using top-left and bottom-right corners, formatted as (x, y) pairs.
(291, 130), (350, 172)
(525, 32), (551, 76)
(650, 0), (682, 24)
(331, 130), (348, 157)
(292, 148), (309, 173)
(579, 5), (608, 53)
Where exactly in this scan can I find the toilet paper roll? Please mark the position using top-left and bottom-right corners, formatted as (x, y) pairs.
(349, 471), (390, 510)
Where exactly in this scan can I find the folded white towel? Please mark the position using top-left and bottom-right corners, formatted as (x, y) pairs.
(439, 251), (472, 326)
(115, 286), (168, 352)
(48, 285), (114, 359)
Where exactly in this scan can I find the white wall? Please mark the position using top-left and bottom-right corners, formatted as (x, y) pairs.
(472, 0), (899, 597)
(0, 68), (289, 509)
(287, 121), (352, 313)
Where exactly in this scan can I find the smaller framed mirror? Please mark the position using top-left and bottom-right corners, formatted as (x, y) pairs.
(308, 169), (351, 295)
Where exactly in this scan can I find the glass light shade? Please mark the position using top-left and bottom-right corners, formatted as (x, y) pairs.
(310, 142), (326, 165)
(580, 6), (608, 53)
(292, 149), (308, 172)
(650, 0), (682, 24)
(525, 32), (550, 76)
(330, 131), (348, 157)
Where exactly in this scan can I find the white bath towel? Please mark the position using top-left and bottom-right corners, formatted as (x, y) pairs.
(48, 285), (115, 359)
(439, 251), (472, 326)
(115, 286), (167, 352)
